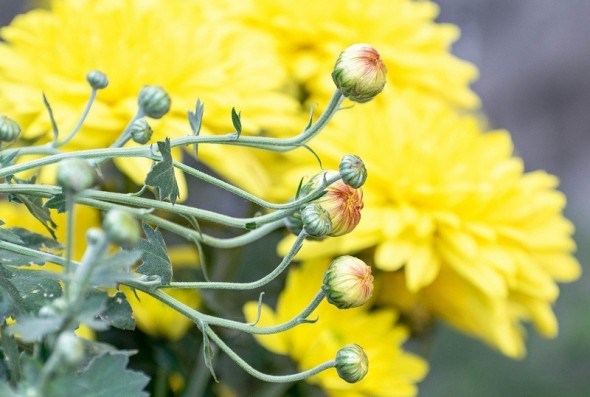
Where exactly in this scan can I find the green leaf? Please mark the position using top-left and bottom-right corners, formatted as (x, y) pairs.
(305, 103), (317, 130)
(91, 250), (142, 288)
(145, 138), (179, 204)
(7, 177), (58, 239)
(188, 99), (205, 158)
(0, 220), (23, 244)
(245, 222), (257, 230)
(12, 269), (62, 313)
(137, 224), (172, 285)
(42, 92), (60, 143)
(0, 150), (19, 168)
(0, 228), (62, 267)
(231, 107), (242, 136)
(98, 292), (135, 331)
(8, 315), (63, 342)
(44, 193), (66, 213)
(301, 144), (323, 169)
(47, 353), (149, 397)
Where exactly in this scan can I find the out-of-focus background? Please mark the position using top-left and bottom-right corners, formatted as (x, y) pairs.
(1, 0), (588, 395)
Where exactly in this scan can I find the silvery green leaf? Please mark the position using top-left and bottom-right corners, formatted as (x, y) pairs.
(145, 138), (179, 204)
(136, 224), (172, 285)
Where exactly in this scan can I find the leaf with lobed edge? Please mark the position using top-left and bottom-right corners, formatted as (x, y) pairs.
(136, 223), (172, 285)
(145, 138), (179, 204)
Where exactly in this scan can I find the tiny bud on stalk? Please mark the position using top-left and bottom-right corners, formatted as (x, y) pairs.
(129, 118), (153, 144)
(86, 70), (109, 90)
(102, 209), (140, 248)
(335, 344), (369, 383)
(323, 255), (373, 309)
(0, 115), (21, 142)
(56, 158), (98, 192)
(339, 154), (367, 189)
(301, 203), (333, 238)
(332, 44), (387, 103)
(138, 85), (171, 119)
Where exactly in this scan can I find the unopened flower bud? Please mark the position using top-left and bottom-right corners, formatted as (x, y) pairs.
(55, 332), (85, 365)
(339, 154), (367, 189)
(284, 207), (303, 236)
(332, 44), (387, 103)
(300, 171), (363, 237)
(138, 85), (171, 119)
(0, 115), (21, 142)
(129, 118), (153, 144)
(85, 227), (104, 245)
(102, 209), (140, 248)
(335, 344), (369, 383)
(323, 255), (373, 309)
(56, 158), (98, 193)
(301, 203), (332, 238)
(86, 70), (109, 90)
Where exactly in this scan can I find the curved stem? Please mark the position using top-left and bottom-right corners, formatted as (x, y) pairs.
(204, 324), (335, 383)
(54, 89), (98, 148)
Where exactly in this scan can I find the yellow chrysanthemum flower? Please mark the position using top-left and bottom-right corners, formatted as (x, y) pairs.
(244, 258), (427, 396)
(244, 0), (479, 108)
(273, 92), (581, 357)
(0, 0), (299, 195)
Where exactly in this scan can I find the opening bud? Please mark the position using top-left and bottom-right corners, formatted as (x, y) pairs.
(102, 209), (141, 248)
(0, 115), (21, 142)
(339, 154), (367, 189)
(331, 44), (387, 103)
(138, 85), (171, 119)
(335, 344), (369, 383)
(301, 203), (333, 238)
(129, 118), (153, 144)
(56, 158), (98, 193)
(322, 255), (373, 309)
(86, 70), (109, 90)
(300, 171), (363, 237)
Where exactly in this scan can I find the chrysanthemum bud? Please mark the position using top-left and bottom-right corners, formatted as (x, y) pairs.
(86, 70), (109, 90)
(300, 171), (363, 237)
(331, 44), (387, 103)
(285, 206), (304, 236)
(335, 344), (369, 383)
(323, 255), (373, 309)
(55, 332), (85, 365)
(339, 154), (367, 189)
(138, 85), (171, 119)
(301, 203), (333, 238)
(129, 118), (153, 144)
(0, 115), (21, 142)
(56, 158), (98, 193)
(102, 209), (140, 248)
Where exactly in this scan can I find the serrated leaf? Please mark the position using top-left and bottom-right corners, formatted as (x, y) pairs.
(0, 220), (23, 244)
(12, 269), (62, 313)
(46, 353), (149, 397)
(231, 107), (242, 136)
(76, 290), (109, 331)
(44, 193), (66, 213)
(145, 139), (179, 204)
(9, 315), (63, 342)
(0, 228), (62, 267)
(42, 92), (59, 143)
(91, 250), (142, 288)
(137, 224), (172, 285)
(98, 292), (135, 331)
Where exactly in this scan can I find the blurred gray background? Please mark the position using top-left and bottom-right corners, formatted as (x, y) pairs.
(1, 0), (589, 395)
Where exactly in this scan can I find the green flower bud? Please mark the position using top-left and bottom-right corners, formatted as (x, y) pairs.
(301, 203), (333, 238)
(86, 70), (109, 90)
(322, 255), (374, 309)
(138, 85), (171, 119)
(85, 227), (104, 245)
(56, 158), (98, 192)
(335, 344), (369, 383)
(102, 209), (140, 248)
(331, 44), (387, 103)
(129, 118), (153, 144)
(55, 332), (85, 365)
(284, 205), (304, 236)
(0, 115), (21, 142)
(339, 154), (367, 189)
(300, 171), (363, 237)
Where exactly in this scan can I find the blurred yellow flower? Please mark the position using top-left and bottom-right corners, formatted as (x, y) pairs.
(244, 0), (479, 108)
(244, 258), (427, 396)
(0, 0), (299, 196)
(273, 93), (581, 357)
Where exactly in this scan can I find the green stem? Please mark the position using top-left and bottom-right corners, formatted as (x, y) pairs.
(54, 89), (97, 148)
(204, 324), (335, 383)
(63, 191), (75, 292)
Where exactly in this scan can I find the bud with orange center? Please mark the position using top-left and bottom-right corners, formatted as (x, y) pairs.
(322, 255), (374, 309)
